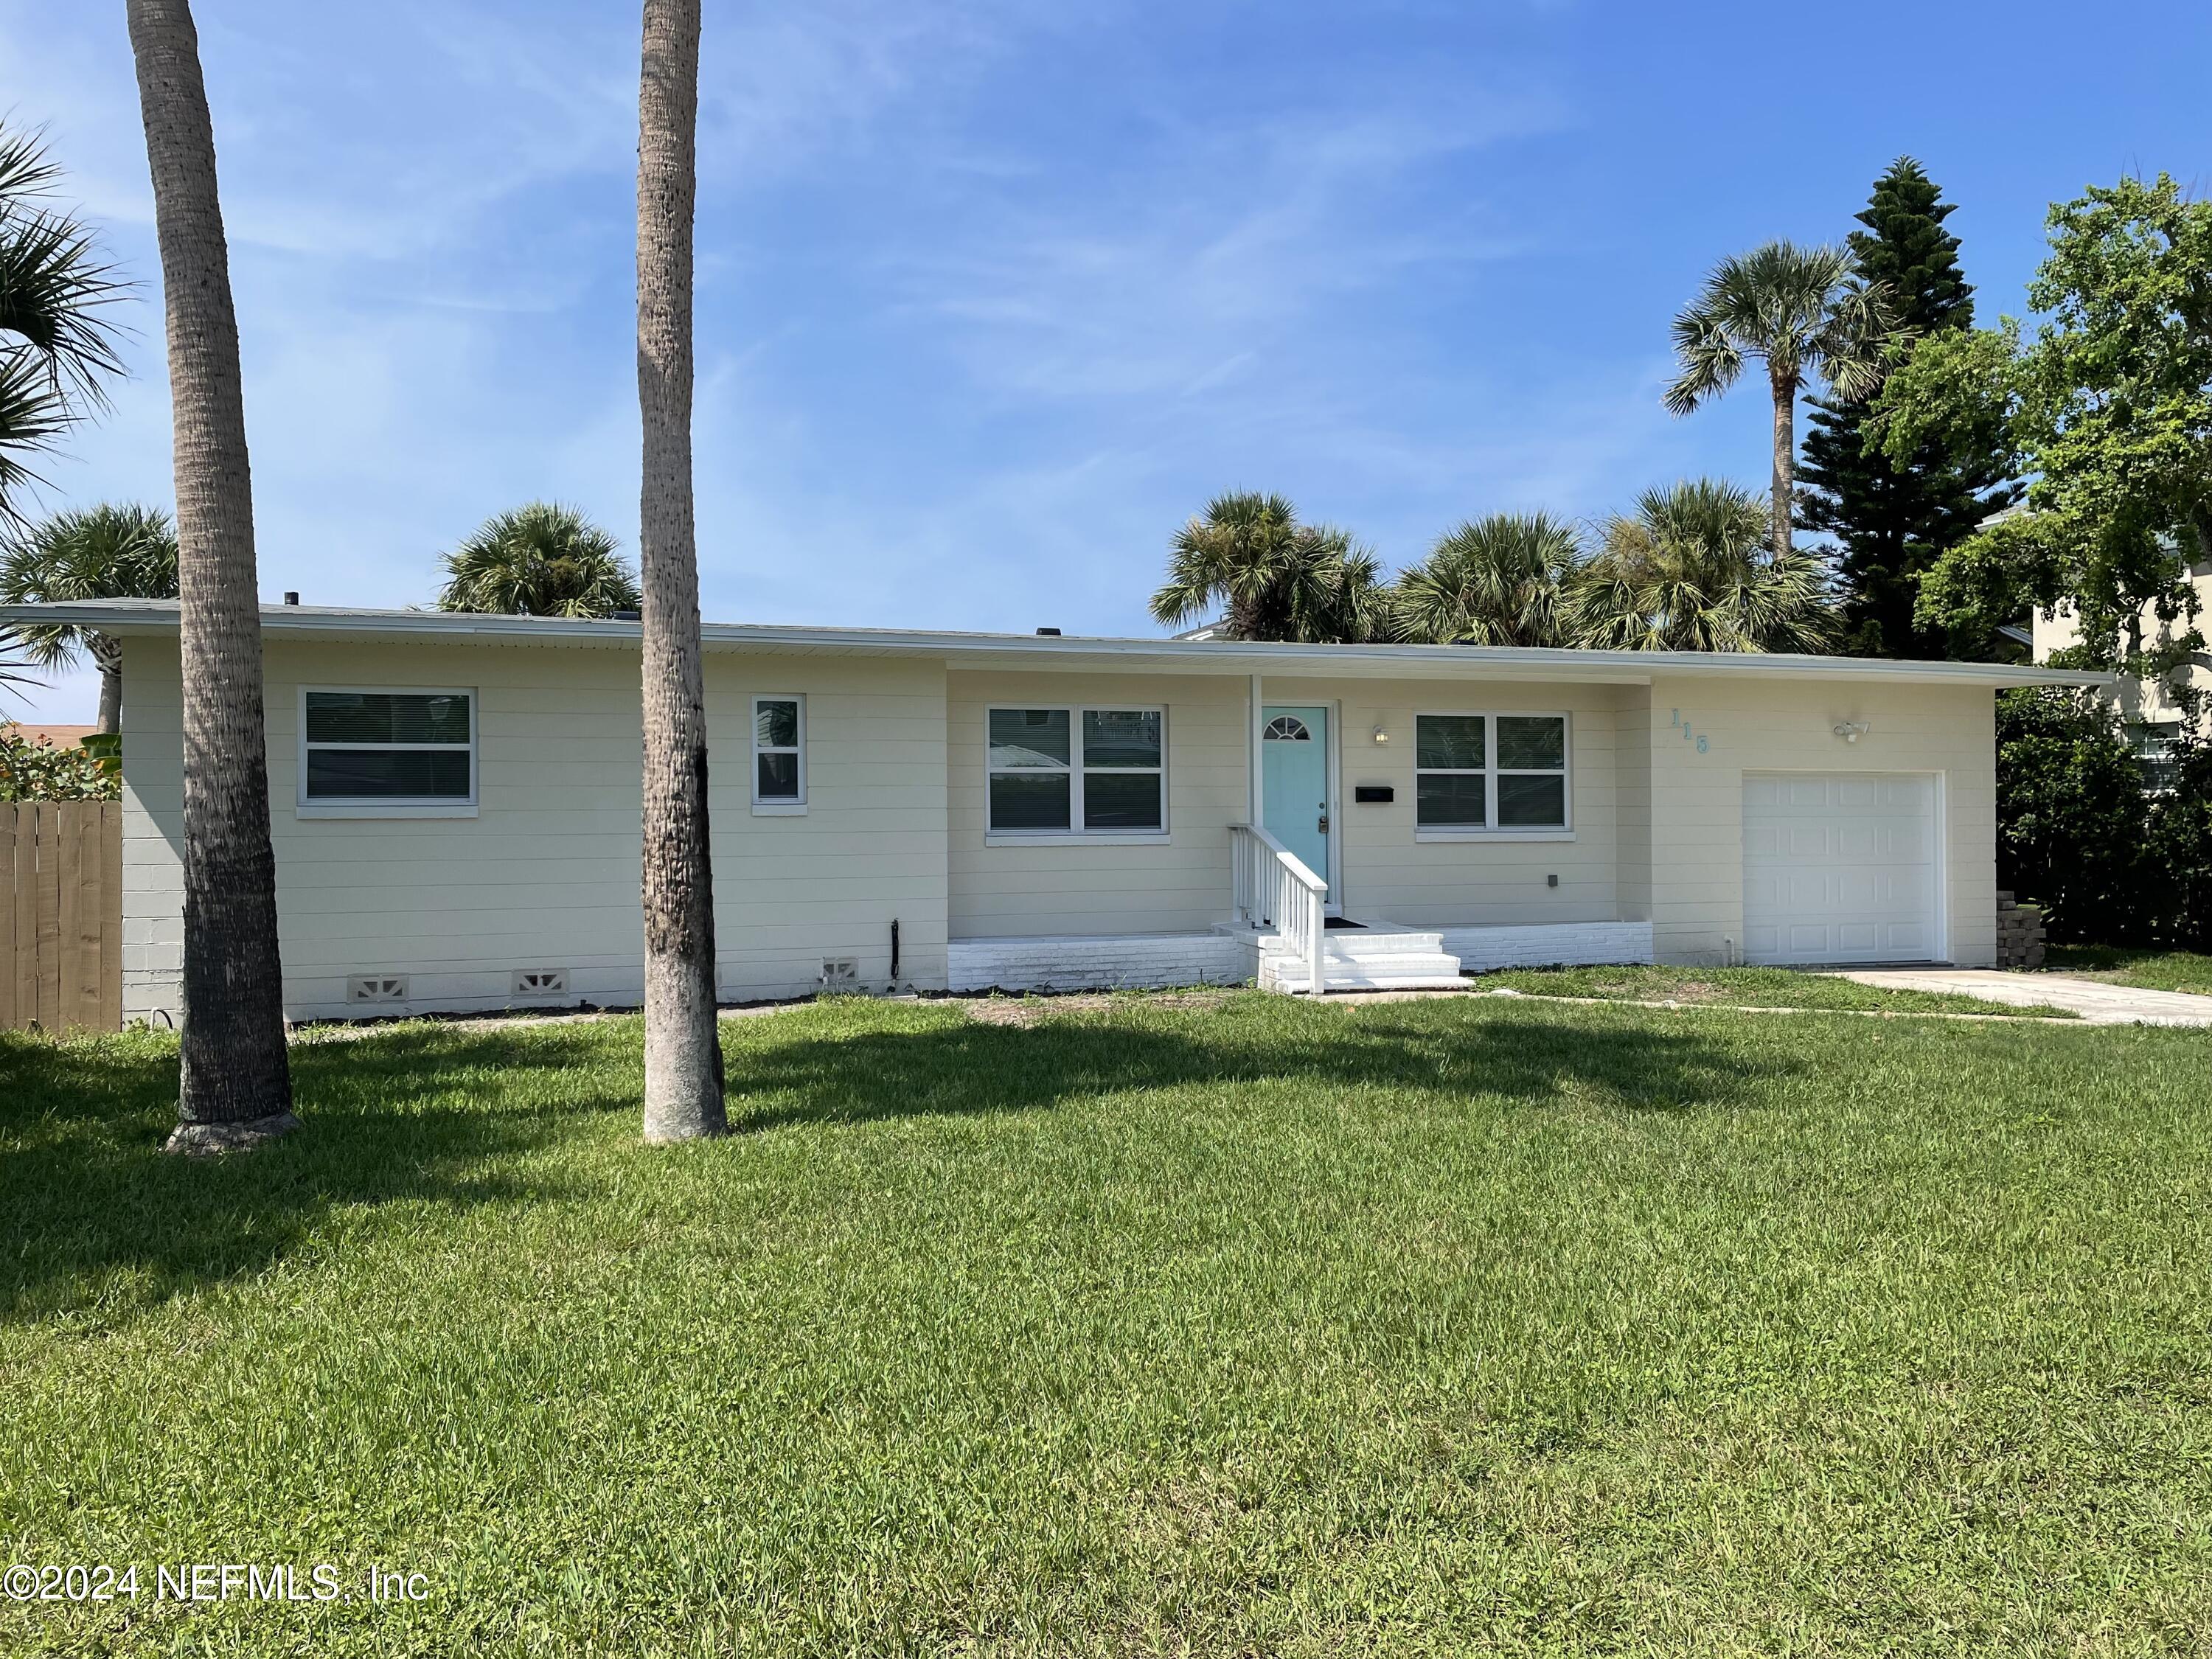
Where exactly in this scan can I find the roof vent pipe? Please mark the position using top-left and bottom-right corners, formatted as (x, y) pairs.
(282, 591), (299, 605)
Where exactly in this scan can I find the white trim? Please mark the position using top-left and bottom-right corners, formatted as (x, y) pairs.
(1412, 710), (1573, 834)
(1416, 830), (1575, 843)
(21, 599), (2113, 688)
(984, 703), (1168, 838)
(986, 832), (1172, 847)
(296, 803), (480, 821)
(750, 693), (807, 811)
(1247, 673), (1263, 824)
(296, 684), (476, 817)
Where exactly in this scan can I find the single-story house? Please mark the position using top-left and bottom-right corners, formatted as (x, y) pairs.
(4, 599), (2107, 1021)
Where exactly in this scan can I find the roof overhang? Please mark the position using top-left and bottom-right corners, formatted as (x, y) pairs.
(0, 599), (2118, 689)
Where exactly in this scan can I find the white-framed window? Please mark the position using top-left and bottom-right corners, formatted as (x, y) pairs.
(1415, 712), (1570, 832)
(751, 695), (806, 812)
(299, 687), (476, 818)
(987, 706), (1165, 835)
(2129, 720), (2182, 794)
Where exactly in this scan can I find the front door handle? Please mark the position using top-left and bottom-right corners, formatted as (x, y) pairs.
(1318, 813), (1329, 834)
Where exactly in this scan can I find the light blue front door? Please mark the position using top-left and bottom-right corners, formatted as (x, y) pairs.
(1262, 705), (1331, 898)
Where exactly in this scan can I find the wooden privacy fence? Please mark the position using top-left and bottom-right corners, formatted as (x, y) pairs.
(1, 801), (123, 1034)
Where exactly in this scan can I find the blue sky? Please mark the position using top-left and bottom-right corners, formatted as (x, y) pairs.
(4, 0), (2208, 721)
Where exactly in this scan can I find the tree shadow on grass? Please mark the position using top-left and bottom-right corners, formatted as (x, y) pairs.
(0, 1023), (636, 1324)
(733, 1001), (1773, 1133)
(0, 1001), (1780, 1322)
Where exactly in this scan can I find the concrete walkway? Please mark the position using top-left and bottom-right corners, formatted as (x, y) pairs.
(1835, 969), (2212, 1027)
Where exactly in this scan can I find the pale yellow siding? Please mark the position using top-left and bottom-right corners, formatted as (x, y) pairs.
(1266, 675), (1627, 929)
(116, 632), (2007, 1018)
(947, 670), (1247, 938)
(1642, 675), (1997, 967)
(120, 636), (948, 1021)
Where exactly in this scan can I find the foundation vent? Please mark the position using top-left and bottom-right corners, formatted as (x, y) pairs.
(347, 975), (408, 1005)
(819, 958), (860, 991)
(511, 969), (568, 998)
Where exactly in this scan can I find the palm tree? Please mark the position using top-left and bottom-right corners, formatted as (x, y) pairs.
(1665, 241), (1898, 556)
(1393, 512), (1581, 645)
(1, 504), (179, 732)
(1150, 490), (1392, 643)
(127, 0), (294, 1150)
(0, 122), (128, 521)
(436, 503), (641, 618)
(1565, 479), (1838, 654)
(636, 0), (724, 1142)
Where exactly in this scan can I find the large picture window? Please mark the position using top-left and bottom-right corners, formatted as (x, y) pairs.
(1415, 712), (1568, 831)
(301, 688), (475, 813)
(987, 706), (1165, 835)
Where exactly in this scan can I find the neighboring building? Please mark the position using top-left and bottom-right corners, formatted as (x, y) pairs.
(2031, 557), (2212, 787)
(0, 600), (2107, 1021)
(3, 723), (96, 748)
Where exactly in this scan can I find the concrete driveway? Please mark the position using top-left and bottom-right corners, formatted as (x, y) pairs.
(1836, 969), (2212, 1027)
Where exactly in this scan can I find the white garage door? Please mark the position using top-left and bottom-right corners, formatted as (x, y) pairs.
(1742, 773), (1940, 965)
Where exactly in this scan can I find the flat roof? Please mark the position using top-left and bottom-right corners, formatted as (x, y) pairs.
(0, 598), (2114, 688)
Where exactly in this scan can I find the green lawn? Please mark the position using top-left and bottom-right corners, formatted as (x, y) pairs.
(1476, 962), (2077, 1017)
(4, 994), (2211, 1655)
(2045, 944), (2212, 998)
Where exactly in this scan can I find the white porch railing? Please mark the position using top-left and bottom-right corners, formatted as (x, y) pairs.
(1229, 823), (1326, 994)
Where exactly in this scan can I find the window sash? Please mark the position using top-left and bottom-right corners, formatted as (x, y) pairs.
(987, 706), (1165, 833)
(1413, 713), (1568, 830)
(301, 687), (475, 804)
(751, 695), (805, 804)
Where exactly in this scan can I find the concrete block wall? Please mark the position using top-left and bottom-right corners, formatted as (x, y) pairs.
(947, 933), (1251, 993)
(1440, 922), (1655, 973)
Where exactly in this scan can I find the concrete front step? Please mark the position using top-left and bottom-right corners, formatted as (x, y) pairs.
(1319, 931), (1446, 961)
(1267, 964), (1470, 992)
(1261, 949), (1467, 992)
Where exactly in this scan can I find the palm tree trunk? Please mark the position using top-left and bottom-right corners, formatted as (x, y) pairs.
(88, 631), (122, 736)
(636, 0), (725, 1141)
(1770, 368), (1797, 557)
(127, 0), (294, 1151)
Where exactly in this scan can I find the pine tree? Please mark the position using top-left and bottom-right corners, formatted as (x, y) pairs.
(1800, 159), (2017, 658)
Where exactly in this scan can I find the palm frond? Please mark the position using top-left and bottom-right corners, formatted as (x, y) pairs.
(1393, 511), (1582, 644)
(1666, 240), (1902, 410)
(1565, 478), (1838, 653)
(0, 502), (180, 664)
(0, 207), (130, 405)
(0, 348), (72, 524)
(437, 503), (640, 618)
(0, 125), (61, 200)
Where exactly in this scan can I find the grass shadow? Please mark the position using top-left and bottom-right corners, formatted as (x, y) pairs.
(734, 1001), (1770, 1132)
(0, 1022), (636, 1324)
(1, 999), (1782, 1322)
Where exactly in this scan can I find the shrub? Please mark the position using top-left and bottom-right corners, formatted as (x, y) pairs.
(0, 728), (119, 801)
(1994, 688), (2152, 944)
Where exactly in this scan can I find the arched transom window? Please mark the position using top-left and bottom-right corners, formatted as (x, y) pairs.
(1263, 714), (1311, 742)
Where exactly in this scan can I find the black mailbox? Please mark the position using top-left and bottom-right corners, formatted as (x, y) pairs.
(1354, 785), (1394, 804)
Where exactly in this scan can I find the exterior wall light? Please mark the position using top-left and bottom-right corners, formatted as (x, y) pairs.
(1832, 720), (1871, 743)
(1371, 726), (1390, 745)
